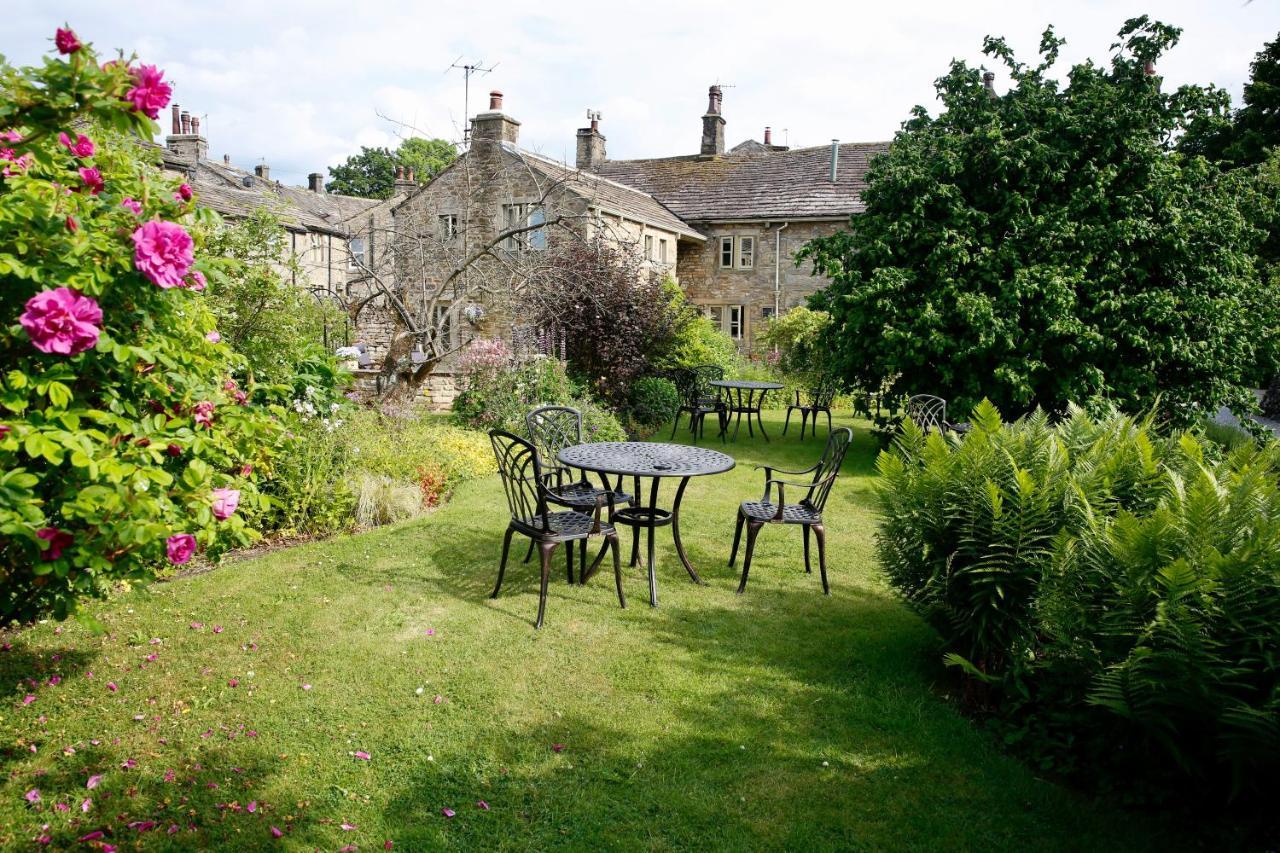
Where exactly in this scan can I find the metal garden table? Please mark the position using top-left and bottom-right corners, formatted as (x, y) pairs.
(557, 442), (735, 607)
(710, 379), (785, 441)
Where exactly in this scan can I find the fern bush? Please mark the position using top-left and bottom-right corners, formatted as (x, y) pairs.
(878, 401), (1280, 807)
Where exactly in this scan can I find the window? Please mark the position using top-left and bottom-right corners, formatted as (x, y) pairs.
(737, 236), (755, 269)
(719, 236), (734, 268)
(437, 214), (458, 240)
(309, 233), (324, 264)
(644, 235), (654, 259)
(432, 304), (453, 349)
(658, 239), (668, 264)
(348, 237), (365, 268)
(527, 207), (547, 251)
(702, 304), (745, 340)
(761, 305), (776, 323)
(501, 203), (546, 251)
(728, 305), (744, 339)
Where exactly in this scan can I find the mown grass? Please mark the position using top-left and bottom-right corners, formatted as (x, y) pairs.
(0, 411), (1180, 850)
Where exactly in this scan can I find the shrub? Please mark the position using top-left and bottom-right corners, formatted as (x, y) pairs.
(653, 280), (739, 374)
(630, 376), (680, 429)
(453, 346), (626, 440)
(877, 401), (1280, 807)
(0, 30), (281, 622)
(758, 307), (832, 384)
(531, 240), (689, 407)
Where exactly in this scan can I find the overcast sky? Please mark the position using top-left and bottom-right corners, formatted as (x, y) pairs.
(7, 1), (1278, 187)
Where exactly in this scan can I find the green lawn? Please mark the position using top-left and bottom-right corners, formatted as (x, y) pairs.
(1, 411), (1176, 851)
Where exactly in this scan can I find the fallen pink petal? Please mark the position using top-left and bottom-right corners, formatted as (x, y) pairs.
(270, 826), (283, 838)
(24, 788), (40, 803)
(354, 750), (371, 760)
(21, 694), (35, 706)
(106, 682), (117, 692)
(552, 743), (565, 753)
(81, 798), (92, 812)
(78, 830), (105, 842)
(476, 800), (490, 810)
(247, 801), (258, 813)
(441, 807), (455, 818)
(86, 774), (102, 789)
(341, 821), (357, 831)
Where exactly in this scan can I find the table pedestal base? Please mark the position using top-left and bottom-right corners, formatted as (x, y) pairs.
(605, 476), (700, 606)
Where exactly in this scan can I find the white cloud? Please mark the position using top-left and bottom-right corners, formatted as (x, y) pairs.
(6, 0), (1277, 186)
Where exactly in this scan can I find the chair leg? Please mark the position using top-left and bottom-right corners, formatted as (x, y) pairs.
(728, 510), (745, 566)
(669, 410), (682, 440)
(783, 407), (793, 435)
(493, 526), (515, 598)
(825, 409), (833, 435)
(579, 538), (587, 583)
(803, 524), (812, 574)
(800, 410), (808, 440)
(523, 538), (534, 564)
(813, 523), (829, 595)
(610, 534), (625, 609)
(535, 541), (557, 629)
(737, 520), (764, 594)
(566, 539), (575, 584)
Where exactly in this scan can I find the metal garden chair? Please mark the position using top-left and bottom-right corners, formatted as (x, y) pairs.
(728, 427), (854, 595)
(669, 366), (727, 442)
(489, 430), (625, 629)
(525, 405), (632, 580)
(783, 374), (840, 439)
(905, 394), (951, 434)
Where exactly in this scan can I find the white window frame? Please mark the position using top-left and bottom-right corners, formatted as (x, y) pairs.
(719, 236), (734, 269)
(437, 214), (458, 240)
(644, 234), (654, 259)
(501, 203), (546, 252)
(702, 304), (746, 340)
(658, 238), (668, 264)
(348, 236), (365, 269)
(737, 236), (755, 270)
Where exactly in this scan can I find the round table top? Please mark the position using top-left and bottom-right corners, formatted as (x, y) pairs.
(558, 442), (736, 478)
(709, 379), (785, 390)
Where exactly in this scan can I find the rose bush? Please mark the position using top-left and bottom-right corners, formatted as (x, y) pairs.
(0, 28), (283, 623)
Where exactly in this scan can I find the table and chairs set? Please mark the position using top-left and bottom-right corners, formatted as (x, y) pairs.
(488, 370), (859, 628)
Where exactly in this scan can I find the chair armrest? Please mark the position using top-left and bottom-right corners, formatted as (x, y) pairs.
(751, 462), (820, 476)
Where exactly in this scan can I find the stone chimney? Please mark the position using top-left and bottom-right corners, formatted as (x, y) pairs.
(700, 85), (725, 157)
(254, 163), (270, 182)
(393, 165), (416, 194)
(308, 172), (325, 193)
(165, 103), (208, 163)
(470, 90), (521, 146)
(982, 71), (997, 99)
(576, 110), (606, 171)
(763, 126), (772, 146)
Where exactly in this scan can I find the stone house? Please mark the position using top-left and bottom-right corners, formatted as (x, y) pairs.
(364, 86), (887, 405)
(158, 103), (401, 348)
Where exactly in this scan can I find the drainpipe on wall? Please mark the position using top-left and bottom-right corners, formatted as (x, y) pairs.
(774, 221), (789, 320)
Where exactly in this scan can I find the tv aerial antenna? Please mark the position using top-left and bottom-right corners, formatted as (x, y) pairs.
(447, 57), (499, 146)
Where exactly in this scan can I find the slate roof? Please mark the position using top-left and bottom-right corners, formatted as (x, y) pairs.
(511, 146), (705, 241)
(591, 141), (890, 223)
(161, 149), (378, 235)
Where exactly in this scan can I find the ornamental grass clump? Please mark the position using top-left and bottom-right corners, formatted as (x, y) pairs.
(0, 28), (283, 623)
(877, 401), (1280, 808)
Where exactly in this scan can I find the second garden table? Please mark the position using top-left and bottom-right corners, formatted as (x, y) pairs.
(557, 442), (735, 607)
(710, 379), (785, 441)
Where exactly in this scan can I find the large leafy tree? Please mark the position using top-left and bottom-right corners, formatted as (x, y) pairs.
(325, 137), (456, 199)
(803, 17), (1276, 423)
(1179, 31), (1280, 168)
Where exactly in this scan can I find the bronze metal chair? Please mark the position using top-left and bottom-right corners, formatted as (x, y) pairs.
(783, 374), (840, 439)
(905, 394), (951, 434)
(525, 405), (632, 580)
(669, 366), (727, 443)
(728, 427), (853, 595)
(489, 430), (625, 629)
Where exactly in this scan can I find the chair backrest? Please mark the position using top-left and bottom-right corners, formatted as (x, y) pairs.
(906, 394), (947, 434)
(490, 430), (548, 529)
(526, 405), (582, 463)
(807, 374), (841, 409)
(670, 368), (700, 407)
(693, 365), (724, 399)
(807, 427), (854, 512)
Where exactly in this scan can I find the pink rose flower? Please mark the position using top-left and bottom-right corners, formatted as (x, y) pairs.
(0, 130), (21, 143)
(211, 488), (240, 521)
(125, 64), (171, 119)
(20, 287), (102, 355)
(121, 197), (143, 215)
(2, 151), (32, 177)
(36, 527), (73, 560)
(66, 215), (78, 232)
(0, 424), (10, 439)
(234, 390), (248, 406)
(240, 463), (253, 477)
(176, 183), (193, 201)
(132, 220), (193, 288)
(55, 27), (81, 54)
(205, 330), (221, 344)
(186, 270), (207, 291)
(78, 166), (104, 195)
(192, 400), (215, 429)
(59, 132), (95, 158)
(165, 534), (196, 565)
(224, 379), (238, 392)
